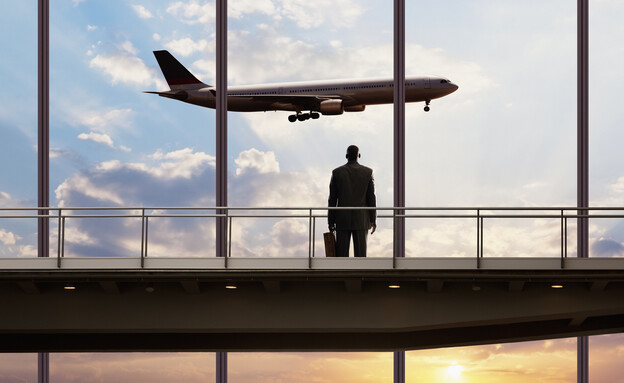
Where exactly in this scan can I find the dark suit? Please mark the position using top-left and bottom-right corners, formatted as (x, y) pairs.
(328, 160), (376, 257)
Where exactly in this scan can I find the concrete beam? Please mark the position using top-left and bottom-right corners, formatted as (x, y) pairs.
(426, 280), (444, 293)
(99, 281), (120, 294)
(18, 281), (40, 294)
(508, 281), (525, 292)
(180, 281), (201, 294)
(262, 281), (281, 293)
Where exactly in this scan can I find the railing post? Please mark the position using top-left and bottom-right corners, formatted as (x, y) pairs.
(224, 209), (229, 269)
(393, 208), (397, 268)
(476, 209), (481, 267)
(308, 209), (313, 269)
(60, 216), (66, 260)
(140, 209), (145, 268)
(144, 216), (149, 261)
(56, 209), (62, 268)
(228, 214), (232, 259)
(312, 215), (316, 259)
(561, 209), (565, 269)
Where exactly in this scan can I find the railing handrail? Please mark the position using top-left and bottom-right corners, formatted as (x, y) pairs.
(2, 206), (621, 211)
(2, 206), (624, 268)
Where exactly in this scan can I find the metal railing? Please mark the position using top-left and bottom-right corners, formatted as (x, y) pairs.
(0, 206), (622, 267)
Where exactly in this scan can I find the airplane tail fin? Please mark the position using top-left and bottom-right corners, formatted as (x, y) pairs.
(153, 50), (207, 89)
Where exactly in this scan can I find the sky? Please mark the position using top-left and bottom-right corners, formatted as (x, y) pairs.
(1, 0), (624, 381)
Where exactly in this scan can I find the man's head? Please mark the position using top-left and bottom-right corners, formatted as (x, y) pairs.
(346, 145), (360, 161)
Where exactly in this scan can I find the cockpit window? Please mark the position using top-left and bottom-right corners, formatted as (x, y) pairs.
(440, 79), (448, 83)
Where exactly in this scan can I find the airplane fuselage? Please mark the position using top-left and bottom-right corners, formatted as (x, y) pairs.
(180, 76), (457, 113)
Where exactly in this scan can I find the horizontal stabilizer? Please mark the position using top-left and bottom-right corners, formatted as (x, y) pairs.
(143, 90), (188, 101)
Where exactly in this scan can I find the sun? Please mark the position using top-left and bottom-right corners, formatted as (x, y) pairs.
(446, 362), (464, 379)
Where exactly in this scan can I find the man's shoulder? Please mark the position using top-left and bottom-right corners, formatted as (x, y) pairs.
(332, 163), (349, 173)
(355, 163), (374, 175)
(333, 162), (373, 175)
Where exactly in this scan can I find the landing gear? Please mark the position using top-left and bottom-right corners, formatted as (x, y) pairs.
(424, 100), (431, 112)
(288, 111), (320, 122)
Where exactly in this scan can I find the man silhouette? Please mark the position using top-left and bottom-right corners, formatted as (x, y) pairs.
(328, 145), (377, 257)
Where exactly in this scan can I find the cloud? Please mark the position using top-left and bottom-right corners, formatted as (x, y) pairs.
(164, 38), (212, 57)
(55, 148), (217, 208)
(235, 148), (280, 176)
(0, 229), (18, 246)
(132, 4), (154, 19)
(278, 0), (364, 29)
(51, 146), (330, 257)
(165, 0), (363, 29)
(77, 132), (114, 148)
(64, 107), (135, 147)
(89, 42), (167, 89)
(77, 131), (132, 152)
(223, 25), (493, 88)
(167, 0), (215, 25)
(56, 174), (126, 206)
(0, 191), (11, 207)
(591, 238), (624, 257)
(0, 227), (37, 257)
(229, 0), (278, 19)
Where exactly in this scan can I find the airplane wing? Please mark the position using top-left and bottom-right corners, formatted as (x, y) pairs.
(221, 91), (358, 111)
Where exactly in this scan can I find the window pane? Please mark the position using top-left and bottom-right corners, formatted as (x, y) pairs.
(407, 339), (576, 382)
(590, 334), (624, 382)
(50, 1), (216, 257)
(0, 2), (38, 257)
(405, 1), (576, 257)
(0, 353), (37, 383)
(226, 0), (393, 258)
(230, 352), (391, 383)
(51, 353), (215, 383)
(589, 1), (624, 258)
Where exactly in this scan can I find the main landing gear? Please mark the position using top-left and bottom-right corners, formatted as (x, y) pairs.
(288, 112), (320, 122)
(424, 100), (431, 112)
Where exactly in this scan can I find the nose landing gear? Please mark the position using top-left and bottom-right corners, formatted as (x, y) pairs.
(424, 100), (431, 112)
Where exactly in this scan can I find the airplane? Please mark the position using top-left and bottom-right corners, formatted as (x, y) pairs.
(146, 50), (459, 122)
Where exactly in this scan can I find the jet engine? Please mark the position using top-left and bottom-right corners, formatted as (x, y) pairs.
(319, 99), (344, 115)
(344, 105), (366, 112)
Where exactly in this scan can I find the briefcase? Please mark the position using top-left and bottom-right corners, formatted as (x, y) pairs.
(323, 232), (336, 257)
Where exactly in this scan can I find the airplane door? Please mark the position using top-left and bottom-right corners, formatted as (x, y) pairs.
(424, 77), (431, 89)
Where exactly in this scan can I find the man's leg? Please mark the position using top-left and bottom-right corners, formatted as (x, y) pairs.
(352, 230), (368, 257)
(335, 230), (351, 257)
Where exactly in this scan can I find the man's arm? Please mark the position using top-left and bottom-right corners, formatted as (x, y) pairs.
(366, 172), (377, 229)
